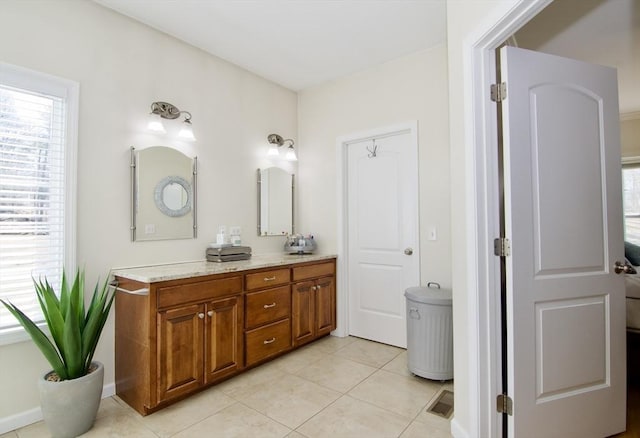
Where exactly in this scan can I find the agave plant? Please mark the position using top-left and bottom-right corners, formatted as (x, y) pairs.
(1, 269), (115, 381)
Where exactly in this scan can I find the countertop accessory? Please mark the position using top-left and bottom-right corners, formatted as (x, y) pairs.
(284, 234), (316, 254)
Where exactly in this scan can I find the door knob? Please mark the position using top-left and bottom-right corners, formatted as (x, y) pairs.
(404, 248), (413, 255)
(614, 260), (634, 274)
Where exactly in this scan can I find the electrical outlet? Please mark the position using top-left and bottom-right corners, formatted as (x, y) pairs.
(145, 224), (156, 234)
(229, 226), (241, 235)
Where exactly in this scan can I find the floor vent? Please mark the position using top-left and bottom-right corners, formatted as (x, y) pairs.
(426, 389), (454, 419)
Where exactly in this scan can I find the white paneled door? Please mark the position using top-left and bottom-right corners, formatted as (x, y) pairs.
(347, 126), (419, 348)
(500, 46), (625, 437)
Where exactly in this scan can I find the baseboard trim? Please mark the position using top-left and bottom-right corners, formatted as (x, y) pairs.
(0, 407), (42, 435)
(102, 382), (115, 398)
(0, 382), (116, 434)
(451, 417), (470, 438)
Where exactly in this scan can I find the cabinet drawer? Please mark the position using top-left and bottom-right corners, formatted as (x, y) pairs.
(292, 262), (334, 281)
(245, 286), (291, 329)
(245, 268), (290, 291)
(245, 319), (291, 365)
(158, 276), (242, 309)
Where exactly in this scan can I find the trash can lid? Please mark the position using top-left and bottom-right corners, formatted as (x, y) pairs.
(404, 286), (452, 305)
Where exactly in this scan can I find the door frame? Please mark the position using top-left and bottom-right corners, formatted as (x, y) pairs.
(460, 1), (555, 437)
(335, 120), (419, 340)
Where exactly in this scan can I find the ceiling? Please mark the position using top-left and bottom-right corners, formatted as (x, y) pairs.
(93, 0), (637, 112)
(93, 0), (447, 91)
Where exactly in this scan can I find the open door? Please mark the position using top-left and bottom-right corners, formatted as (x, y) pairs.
(500, 46), (626, 437)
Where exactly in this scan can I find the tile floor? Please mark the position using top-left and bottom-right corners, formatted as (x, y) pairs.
(2, 336), (453, 438)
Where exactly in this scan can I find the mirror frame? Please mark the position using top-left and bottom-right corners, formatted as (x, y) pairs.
(257, 168), (294, 236)
(153, 175), (193, 217)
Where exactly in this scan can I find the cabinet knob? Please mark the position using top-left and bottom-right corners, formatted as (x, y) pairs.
(263, 276), (276, 282)
(198, 313), (205, 319)
(312, 286), (317, 291)
(316, 284), (321, 290)
(263, 302), (276, 309)
(263, 337), (276, 344)
(207, 310), (213, 317)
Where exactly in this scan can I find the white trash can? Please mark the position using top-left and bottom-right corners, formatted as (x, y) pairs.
(404, 282), (453, 380)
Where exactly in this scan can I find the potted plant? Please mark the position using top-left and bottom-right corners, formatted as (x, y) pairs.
(1, 269), (115, 438)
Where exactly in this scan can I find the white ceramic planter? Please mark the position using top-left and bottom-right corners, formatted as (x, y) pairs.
(38, 362), (104, 438)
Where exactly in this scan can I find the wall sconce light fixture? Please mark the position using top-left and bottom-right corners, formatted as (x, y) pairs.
(267, 133), (297, 161)
(147, 101), (196, 141)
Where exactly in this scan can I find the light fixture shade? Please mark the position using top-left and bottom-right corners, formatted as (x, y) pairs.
(178, 119), (196, 141)
(147, 113), (166, 133)
(285, 145), (297, 161)
(267, 145), (280, 156)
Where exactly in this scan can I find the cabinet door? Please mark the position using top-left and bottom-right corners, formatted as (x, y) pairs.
(205, 295), (244, 383)
(292, 281), (315, 346)
(158, 303), (204, 403)
(315, 276), (336, 337)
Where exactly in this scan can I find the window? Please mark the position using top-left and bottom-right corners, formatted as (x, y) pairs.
(0, 63), (78, 343)
(623, 164), (640, 245)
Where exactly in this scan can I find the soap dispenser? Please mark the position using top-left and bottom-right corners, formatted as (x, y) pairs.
(216, 225), (227, 245)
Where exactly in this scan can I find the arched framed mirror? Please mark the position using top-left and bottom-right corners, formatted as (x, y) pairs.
(131, 146), (197, 241)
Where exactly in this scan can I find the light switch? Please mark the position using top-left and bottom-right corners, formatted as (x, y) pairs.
(428, 227), (437, 241)
(145, 224), (156, 234)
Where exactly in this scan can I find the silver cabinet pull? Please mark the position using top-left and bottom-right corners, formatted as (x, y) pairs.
(264, 276), (276, 281)
(207, 310), (213, 317)
(263, 303), (276, 309)
(198, 313), (205, 319)
(263, 337), (276, 344)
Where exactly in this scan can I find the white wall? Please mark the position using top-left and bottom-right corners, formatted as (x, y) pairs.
(0, 0), (297, 426)
(297, 45), (451, 287)
(446, 1), (521, 436)
(622, 114), (640, 158)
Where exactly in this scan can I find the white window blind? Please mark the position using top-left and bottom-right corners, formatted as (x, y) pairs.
(0, 64), (77, 339)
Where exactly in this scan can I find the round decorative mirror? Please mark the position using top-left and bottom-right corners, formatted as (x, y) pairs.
(154, 176), (192, 217)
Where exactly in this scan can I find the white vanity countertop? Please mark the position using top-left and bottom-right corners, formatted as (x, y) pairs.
(112, 253), (337, 283)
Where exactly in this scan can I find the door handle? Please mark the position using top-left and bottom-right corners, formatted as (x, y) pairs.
(614, 260), (634, 274)
(404, 248), (413, 255)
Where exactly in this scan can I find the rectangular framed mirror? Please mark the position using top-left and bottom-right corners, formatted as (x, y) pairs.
(131, 146), (197, 241)
(257, 167), (294, 236)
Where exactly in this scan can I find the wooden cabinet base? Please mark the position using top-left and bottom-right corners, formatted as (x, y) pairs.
(115, 258), (336, 416)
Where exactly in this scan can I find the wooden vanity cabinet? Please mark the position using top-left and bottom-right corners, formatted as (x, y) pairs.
(115, 257), (336, 415)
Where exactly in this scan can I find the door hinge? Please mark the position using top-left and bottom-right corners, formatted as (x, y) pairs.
(494, 238), (510, 257)
(491, 82), (507, 102)
(497, 393), (513, 415)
